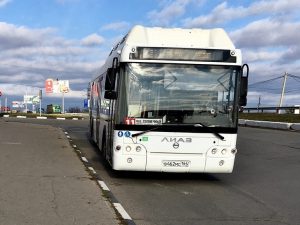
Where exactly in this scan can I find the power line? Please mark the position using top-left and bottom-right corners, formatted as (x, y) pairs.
(288, 74), (300, 78)
(248, 75), (284, 87)
(290, 76), (300, 83)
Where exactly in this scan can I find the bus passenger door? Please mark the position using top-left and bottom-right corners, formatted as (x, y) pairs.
(104, 66), (118, 163)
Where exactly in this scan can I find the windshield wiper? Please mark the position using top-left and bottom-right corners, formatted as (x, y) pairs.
(194, 123), (225, 140)
(131, 127), (159, 138)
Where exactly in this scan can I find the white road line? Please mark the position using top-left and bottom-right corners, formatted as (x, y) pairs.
(73, 144), (77, 148)
(2, 142), (22, 145)
(81, 157), (88, 163)
(64, 132), (68, 134)
(88, 167), (97, 174)
(66, 135), (71, 139)
(36, 116), (47, 119)
(16, 116), (26, 118)
(97, 180), (110, 191)
(113, 203), (132, 220)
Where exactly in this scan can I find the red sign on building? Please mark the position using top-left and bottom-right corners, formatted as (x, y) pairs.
(45, 79), (53, 93)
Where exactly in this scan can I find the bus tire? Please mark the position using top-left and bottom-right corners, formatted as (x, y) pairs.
(101, 133), (107, 160)
(89, 118), (93, 138)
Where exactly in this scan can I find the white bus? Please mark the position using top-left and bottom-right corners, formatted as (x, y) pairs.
(89, 25), (248, 173)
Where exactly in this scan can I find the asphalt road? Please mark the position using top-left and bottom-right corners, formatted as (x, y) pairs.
(2, 117), (300, 225)
(0, 118), (119, 225)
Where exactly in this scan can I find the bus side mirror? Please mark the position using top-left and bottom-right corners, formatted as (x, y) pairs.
(239, 64), (249, 107)
(105, 68), (116, 91)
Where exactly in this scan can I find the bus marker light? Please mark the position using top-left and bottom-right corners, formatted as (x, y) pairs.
(126, 146), (132, 152)
(116, 145), (121, 151)
(231, 148), (237, 154)
(219, 160), (224, 166)
(136, 146), (141, 152)
(211, 148), (217, 154)
(127, 158), (133, 163)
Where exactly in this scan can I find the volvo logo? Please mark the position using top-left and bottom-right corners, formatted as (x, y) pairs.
(173, 142), (179, 149)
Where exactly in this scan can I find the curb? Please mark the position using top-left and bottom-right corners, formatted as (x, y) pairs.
(239, 119), (300, 131)
(1, 115), (84, 120)
(63, 131), (136, 225)
(291, 123), (300, 130)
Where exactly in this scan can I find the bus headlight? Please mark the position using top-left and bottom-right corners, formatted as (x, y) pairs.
(136, 146), (142, 152)
(211, 148), (217, 154)
(126, 146), (132, 152)
(221, 149), (227, 155)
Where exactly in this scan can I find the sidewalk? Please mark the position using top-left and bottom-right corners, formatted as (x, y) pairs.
(0, 119), (119, 225)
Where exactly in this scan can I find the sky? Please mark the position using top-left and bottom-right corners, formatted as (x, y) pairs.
(0, 0), (300, 110)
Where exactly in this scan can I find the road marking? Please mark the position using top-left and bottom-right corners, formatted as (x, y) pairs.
(36, 116), (47, 119)
(88, 167), (97, 174)
(16, 116), (26, 118)
(113, 203), (132, 220)
(81, 157), (88, 163)
(97, 180), (110, 191)
(64, 128), (135, 225)
(2, 142), (22, 145)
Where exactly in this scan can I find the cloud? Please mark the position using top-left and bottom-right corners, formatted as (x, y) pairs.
(230, 19), (300, 48)
(81, 33), (105, 47)
(0, 0), (11, 7)
(229, 18), (300, 65)
(277, 46), (300, 64)
(183, 0), (300, 28)
(0, 83), (86, 100)
(101, 21), (130, 31)
(147, 0), (193, 26)
(0, 22), (106, 102)
(243, 50), (282, 63)
(0, 22), (56, 50)
(247, 91), (300, 107)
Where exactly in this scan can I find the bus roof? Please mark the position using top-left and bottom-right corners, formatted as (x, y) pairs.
(125, 25), (235, 49)
(94, 25), (240, 79)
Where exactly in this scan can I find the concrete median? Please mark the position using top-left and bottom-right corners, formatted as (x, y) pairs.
(239, 119), (299, 131)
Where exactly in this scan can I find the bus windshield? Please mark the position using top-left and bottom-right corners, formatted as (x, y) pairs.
(117, 63), (239, 127)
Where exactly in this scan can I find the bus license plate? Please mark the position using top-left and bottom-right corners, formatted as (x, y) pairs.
(162, 160), (190, 167)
